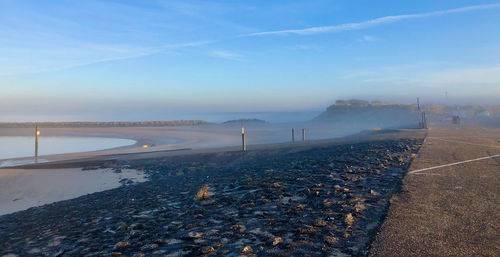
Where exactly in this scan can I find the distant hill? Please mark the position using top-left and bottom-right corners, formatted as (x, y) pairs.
(0, 120), (208, 128)
(313, 100), (420, 129)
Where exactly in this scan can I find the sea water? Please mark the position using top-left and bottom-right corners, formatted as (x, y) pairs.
(0, 136), (136, 160)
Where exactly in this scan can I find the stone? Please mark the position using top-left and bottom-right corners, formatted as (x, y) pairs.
(272, 237), (283, 246)
(298, 226), (318, 234)
(345, 213), (355, 226)
(314, 219), (327, 227)
(114, 241), (130, 250)
(241, 245), (253, 254)
(182, 231), (203, 240)
(201, 246), (215, 254)
(325, 236), (338, 245)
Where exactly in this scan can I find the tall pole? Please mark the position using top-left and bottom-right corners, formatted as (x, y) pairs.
(292, 128), (295, 142)
(423, 112), (427, 129)
(302, 128), (306, 142)
(241, 127), (246, 152)
(35, 123), (39, 158)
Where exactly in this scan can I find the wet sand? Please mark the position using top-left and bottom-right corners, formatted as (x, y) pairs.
(0, 124), (350, 167)
(0, 168), (146, 216)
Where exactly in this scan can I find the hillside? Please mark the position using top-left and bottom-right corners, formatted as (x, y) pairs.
(313, 100), (420, 129)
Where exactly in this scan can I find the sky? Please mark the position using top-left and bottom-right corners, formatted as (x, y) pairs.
(1, 0), (499, 121)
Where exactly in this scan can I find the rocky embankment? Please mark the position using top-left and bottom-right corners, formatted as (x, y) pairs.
(0, 138), (422, 256)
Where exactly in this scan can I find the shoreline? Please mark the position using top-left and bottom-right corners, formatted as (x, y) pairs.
(0, 125), (355, 169)
(2, 128), (422, 170)
(0, 128), (425, 256)
(0, 128), (394, 215)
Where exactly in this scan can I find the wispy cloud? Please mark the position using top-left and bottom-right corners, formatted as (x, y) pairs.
(209, 50), (244, 61)
(246, 3), (500, 36)
(0, 41), (213, 76)
(358, 35), (376, 42)
(0, 0), (218, 76)
(286, 44), (321, 51)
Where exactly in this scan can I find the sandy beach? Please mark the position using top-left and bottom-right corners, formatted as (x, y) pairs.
(0, 123), (351, 167)
(0, 168), (146, 216)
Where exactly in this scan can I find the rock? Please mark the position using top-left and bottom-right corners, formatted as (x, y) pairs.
(345, 213), (355, 226)
(130, 223), (144, 230)
(294, 204), (305, 211)
(241, 245), (253, 254)
(114, 241), (130, 250)
(272, 237), (283, 246)
(314, 220), (327, 227)
(325, 236), (338, 245)
(181, 231), (203, 240)
(201, 246), (215, 254)
(105, 229), (117, 234)
(298, 226), (318, 234)
(140, 244), (158, 251)
(118, 223), (128, 231)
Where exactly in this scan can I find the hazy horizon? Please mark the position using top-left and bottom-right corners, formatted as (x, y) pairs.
(1, 0), (500, 121)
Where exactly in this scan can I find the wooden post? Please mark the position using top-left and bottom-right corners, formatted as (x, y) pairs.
(35, 123), (39, 158)
(292, 128), (295, 142)
(423, 112), (427, 129)
(302, 128), (305, 142)
(241, 127), (246, 151)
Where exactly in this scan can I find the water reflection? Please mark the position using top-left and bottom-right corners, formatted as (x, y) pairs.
(0, 136), (136, 160)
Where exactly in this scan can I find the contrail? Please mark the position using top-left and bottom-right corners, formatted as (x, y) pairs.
(247, 3), (500, 36)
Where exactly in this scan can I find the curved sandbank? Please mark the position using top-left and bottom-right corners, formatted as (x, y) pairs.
(0, 124), (352, 167)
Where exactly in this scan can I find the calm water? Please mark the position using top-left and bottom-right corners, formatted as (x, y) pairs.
(0, 136), (136, 160)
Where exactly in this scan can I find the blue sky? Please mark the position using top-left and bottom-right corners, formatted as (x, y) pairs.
(1, 0), (499, 121)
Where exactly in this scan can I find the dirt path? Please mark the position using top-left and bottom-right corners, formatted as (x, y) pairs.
(369, 125), (500, 256)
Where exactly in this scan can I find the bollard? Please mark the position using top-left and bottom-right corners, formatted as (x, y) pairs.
(241, 127), (246, 151)
(35, 123), (39, 158)
(302, 128), (306, 142)
(292, 128), (295, 142)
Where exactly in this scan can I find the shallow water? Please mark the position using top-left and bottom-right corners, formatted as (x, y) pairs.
(0, 136), (136, 160)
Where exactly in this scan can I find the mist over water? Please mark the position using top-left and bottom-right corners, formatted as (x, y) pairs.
(0, 109), (323, 124)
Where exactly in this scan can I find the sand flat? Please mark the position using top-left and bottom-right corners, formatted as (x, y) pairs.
(0, 167), (146, 216)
